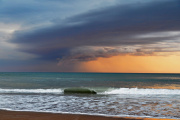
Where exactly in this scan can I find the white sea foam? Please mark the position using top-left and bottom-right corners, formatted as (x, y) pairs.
(1, 88), (180, 95)
(104, 88), (180, 95)
(0, 89), (180, 119)
(0, 88), (63, 94)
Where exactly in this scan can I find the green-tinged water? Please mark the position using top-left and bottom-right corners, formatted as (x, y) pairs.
(0, 72), (180, 89)
(0, 72), (180, 118)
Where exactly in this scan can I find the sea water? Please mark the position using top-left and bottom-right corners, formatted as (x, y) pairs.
(0, 72), (180, 119)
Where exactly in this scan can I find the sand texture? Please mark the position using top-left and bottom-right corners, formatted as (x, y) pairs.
(0, 110), (178, 120)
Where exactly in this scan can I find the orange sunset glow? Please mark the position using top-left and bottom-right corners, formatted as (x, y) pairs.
(1, 0), (180, 73)
(79, 54), (180, 73)
(1, 1), (180, 120)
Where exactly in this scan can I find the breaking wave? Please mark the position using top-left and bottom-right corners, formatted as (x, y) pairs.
(0, 88), (63, 94)
(104, 88), (180, 95)
(0, 87), (180, 95)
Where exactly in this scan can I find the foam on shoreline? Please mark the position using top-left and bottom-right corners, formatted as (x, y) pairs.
(0, 109), (178, 120)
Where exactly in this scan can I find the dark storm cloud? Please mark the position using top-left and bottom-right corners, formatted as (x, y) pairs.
(10, 0), (180, 62)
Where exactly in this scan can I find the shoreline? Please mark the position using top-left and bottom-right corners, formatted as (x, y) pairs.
(0, 110), (178, 120)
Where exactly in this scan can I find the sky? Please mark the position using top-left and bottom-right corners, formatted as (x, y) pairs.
(0, 0), (180, 73)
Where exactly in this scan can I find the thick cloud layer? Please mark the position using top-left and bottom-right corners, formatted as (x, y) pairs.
(8, 0), (180, 64)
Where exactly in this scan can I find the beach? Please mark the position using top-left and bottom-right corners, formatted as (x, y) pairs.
(0, 73), (180, 119)
(0, 110), (177, 120)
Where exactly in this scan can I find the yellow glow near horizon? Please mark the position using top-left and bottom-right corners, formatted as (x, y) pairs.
(78, 54), (180, 73)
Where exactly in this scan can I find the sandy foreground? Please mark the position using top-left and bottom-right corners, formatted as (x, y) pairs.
(0, 110), (178, 120)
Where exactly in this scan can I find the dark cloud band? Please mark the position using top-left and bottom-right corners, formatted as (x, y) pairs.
(10, 0), (180, 62)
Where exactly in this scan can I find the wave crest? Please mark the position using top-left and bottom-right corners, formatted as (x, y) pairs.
(104, 88), (180, 95)
(1, 88), (180, 95)
(0, 88), (63, 94)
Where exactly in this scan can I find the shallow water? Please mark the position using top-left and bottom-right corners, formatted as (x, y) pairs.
(0, 72), (180, 118)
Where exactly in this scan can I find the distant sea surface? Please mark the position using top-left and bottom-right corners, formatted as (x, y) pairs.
(0, 72), (180, 119)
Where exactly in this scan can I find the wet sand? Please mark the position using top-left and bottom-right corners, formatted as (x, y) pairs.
(0, 110), (178, 120)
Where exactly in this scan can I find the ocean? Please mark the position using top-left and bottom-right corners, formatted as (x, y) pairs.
(0, 72), (180, 119)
